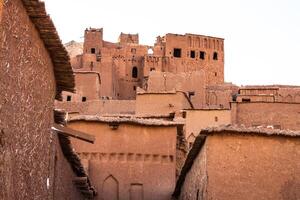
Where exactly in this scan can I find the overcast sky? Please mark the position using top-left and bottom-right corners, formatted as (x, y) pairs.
(43, 0), (300, 86)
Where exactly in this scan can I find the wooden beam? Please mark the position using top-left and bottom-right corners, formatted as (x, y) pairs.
(52, 124), (95, 144)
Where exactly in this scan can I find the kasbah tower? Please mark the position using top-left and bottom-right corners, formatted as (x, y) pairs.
(1, 0), (299, 199)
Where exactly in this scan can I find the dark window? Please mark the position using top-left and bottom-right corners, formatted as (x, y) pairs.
(213, 52), (218, 60)
(133, 86), (136, 91)
(215, 72), (217, 76)
(66, 95), (71, 101)
(173, 48), (182, 58)
(182, 111), (186, 119)
(132, 66), (138, 78)
(150, 67), (155, 71)
(91, 48), (96, 54)
(242, 98), (251, 102)
(196, 189), (200, 200)
(190, 50), (195, 58)
(188, 91), (195, 99)
(200, 51), (205, 60)
(82, 97), (87, 102)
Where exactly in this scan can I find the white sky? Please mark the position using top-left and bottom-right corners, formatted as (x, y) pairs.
(43, 0), (300, 86)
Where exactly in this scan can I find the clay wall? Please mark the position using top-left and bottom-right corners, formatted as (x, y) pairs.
(51, 134), (83, 200)
(0, 1), (82, 199)
(0, 1), (56, 198)
(179, 143), (208, 200)
(56, 100), (136, 115)
(161, 34), (224, 85)
(206, 84), (238, 108)
(135, 91), (192, 116)
(237, 86), (300, 103)
(119, 33), (139, 44)
(184, 109), (231, 146)
(83, 28), (103, 54)
(231, 102), (300, 130)
(146, 71), (206, 108)
(68, 121), (177, 200)
(179, 134), (300, 200)
(62, 72), (101, 102)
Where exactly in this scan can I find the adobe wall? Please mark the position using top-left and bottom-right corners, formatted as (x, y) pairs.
(178, 143), (208, 200)
(162, 34), (224, 85)
(205, 134), (300, 200)
(56, 100), (136, 115)
(146, 71), (206, 108)
(62, 72), (101, 102)
(68, 121), (177, 200)
(0, 0), (56, 199)
(206, 84), (238, 108)
(51, 134), (83, 200)
(232, 102), (300, 130)
(184, 110), (231, 145)
(135, 91), (192, 116)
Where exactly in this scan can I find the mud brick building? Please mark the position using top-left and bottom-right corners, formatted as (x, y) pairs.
(173, 126), (300, 200)
(0, 0), (95, 199)
(67, 115), (184, 200)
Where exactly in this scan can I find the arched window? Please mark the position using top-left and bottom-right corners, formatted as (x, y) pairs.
(213, 52), (218, 60)
(132, 67), (138, 78)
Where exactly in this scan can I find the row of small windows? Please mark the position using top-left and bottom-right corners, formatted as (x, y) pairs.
(66, 96), (87, 102)
(173, 48), (218, 60)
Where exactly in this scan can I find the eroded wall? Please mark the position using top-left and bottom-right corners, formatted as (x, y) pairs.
(0, 0), (55, 198)
(68, 121), (177, 200)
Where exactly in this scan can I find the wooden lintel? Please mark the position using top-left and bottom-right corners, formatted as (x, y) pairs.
(53, 124), (95, 144)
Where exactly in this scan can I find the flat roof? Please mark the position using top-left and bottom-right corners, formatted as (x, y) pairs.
(68, 115), (184, 126)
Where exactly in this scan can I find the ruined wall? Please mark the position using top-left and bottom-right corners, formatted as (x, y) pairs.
(232, 102), (300, 130)
(0, 1), (55, 199)
(135, 91), (192, 116)
(184, 110), (231, 145)
(205, 134), (300, 200)
(56, 100), (136, 115)
(146, 71), (206, 108)
(68, 121), (177, 200)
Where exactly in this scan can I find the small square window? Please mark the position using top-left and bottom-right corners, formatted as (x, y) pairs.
(200, 51), (205, 60)
(133, 86), (136, 91)
(66, 95), (71, 101)
(82, 97), (87, 102)
(91, 48), (96, 54)
(173, 48), (182, 58)
(190, 50), (195, 58)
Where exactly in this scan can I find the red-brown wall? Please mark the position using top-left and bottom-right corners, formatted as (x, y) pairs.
(68, 121), (177, 200)
(231, 102), (300, 130)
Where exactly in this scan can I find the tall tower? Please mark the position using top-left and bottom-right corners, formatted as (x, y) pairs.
(83, 28), (103, 54)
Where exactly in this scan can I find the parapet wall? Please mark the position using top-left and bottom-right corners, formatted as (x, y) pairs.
(56, 100), (136, 115)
